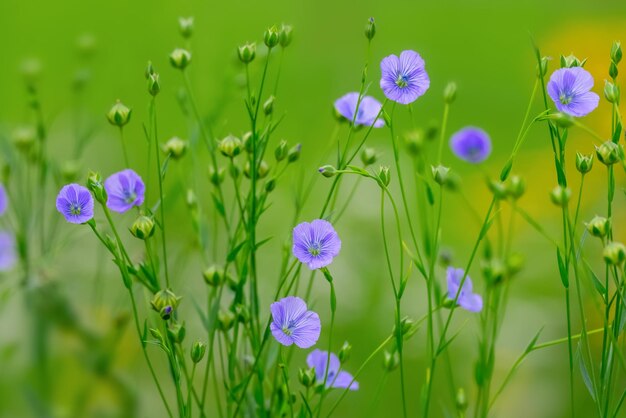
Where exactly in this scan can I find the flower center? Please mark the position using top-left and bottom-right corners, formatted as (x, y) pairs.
(559, 92), (572, 105)
(124, 191), (137, 204)
(308, 242), (321, 256)
(395, 74), (409, 88)
(282, 320), (295, 336)
(70, 204), (81, 215)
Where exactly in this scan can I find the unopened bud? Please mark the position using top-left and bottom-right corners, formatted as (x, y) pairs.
(167, 322), (186, 343)
(106, 101), (131, 127)
(147, 72), (160, 96)
(162, 137), (188, 159)
(218, 310), (235, 331)
(130, 215), (155, 240)
(87, 171), (107, 204)
(443, 82), (457, 104)
(191, 341), (206, 363)
(318, 165), (337, 178)
(179, 17), (194, 39)
(364, 17), (376, 40)
(361, 147), (377, 166)
(378, 166), (391, 187)
(604, 81), (620, 104)
(264, 25), (280, 49)
(550, 185), (571, 207)
(431, 165), (450, 186)
(287, 144), (302, 163)
(279, 25), (293, 48)
(169, 48), (192, 70)
(586, 216), (610, 238)
(238, 43), (256, 64)
(203, 265), (225, 287)
(383, 350), (399, 372)
(151, 289), (181, 317)
(611, 41), (622, 65)
(298, 368), (316, 387)
(275, 140), (288, 162)
(575, 153), (593, 174)
(596, 140), (623, 165)
(263, 95), (275, 115)
(604, 242), (626, 265)
(338, 341), (352, 363)
(218, 134), (242, 158)
(507, 175), (525, 199)
(404, 130), (424, 156)
(208, 166), (226, 186)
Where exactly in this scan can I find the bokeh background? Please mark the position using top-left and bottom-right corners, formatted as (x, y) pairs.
(0, 0), (625, 417)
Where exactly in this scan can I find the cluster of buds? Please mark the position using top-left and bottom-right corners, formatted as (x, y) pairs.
(609, 41), (622, 80)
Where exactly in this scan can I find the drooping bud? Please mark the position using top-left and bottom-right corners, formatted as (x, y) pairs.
(596, 140), (623, 165)
(364, 17), (376, 40)
(218, 134), (242, 158)
(162, 137), (188, 159)
(130, 215), (155, 240)
(179, 17), (194, 39)
(550, 185), (571, 207)
(287, 144), (302, 163)
(383, 350), (399, 372)
(169, 48), (192, 70)
(575, 153), (594, 174)
(106, 101), (131, 127)
(318, 165), (337, 178)
(279, 25), (293, 48)
(361, 147), (377, 166)
(238, 43), (256, 64)
(443, 82), (457, 104)
(191, 341), (206, 363)
(151, 289), (181, 319)
(585, 216), (610, 238)
(264, 25), (280, 49)
(603, 242), (626, 265)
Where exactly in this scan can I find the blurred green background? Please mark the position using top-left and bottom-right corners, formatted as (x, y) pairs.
(0, 0), (625, 417)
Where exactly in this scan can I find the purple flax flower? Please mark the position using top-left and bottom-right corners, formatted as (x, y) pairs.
(0, 184), (7, 216)
(334, 93), (384, 128)
(547, 67), (599, 117)
(307, 349), (359, 390)
(450, 127), (492, 163)
(270, 296), (321, 348)
(0, 231), (16, 271)
(292, 219), (341, 270)
(446, 267), (483, 313)
(380, 50), (430, 104)
(104, 169), (145, 213)
(56, 184), (95, 224)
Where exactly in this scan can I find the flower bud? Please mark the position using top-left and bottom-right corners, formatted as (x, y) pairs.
(537, 56), (549, 77)
(383, 350), (399, 372)
(364, 17), (376, 40)
(87, 170), (107, 204)
(443, 82), (457, 104)
(61, 161), (80, 183)
(378, 166), (391, 187)
(482, 258), (506, 285)
(610, 61), (619, 79)
(208, 166), (226, 186)
(235, 304), (250, 324)
(551, 112), (574, 128)
(318, 165), (337, 178)
(167, 322), (186, 344)
(130, 215), (155, 240)
(604, 242), (626, 265)
(186, 189), (197, 210)
(179, 17), (194, 39)
(145, 61), (155, 79)
(218, 134), (242, 158)
(298, 368), (316, 387)
(604, 81), (620, 104)
(218, 310), (235, 331)
(487, 180), (507, 200)
(147, 72), (160, 96)
(191, 341), (206, 363)
(507, 175), (525, 200)
(106, 101), (131, 127)
(431, 165), (450, 186)
(76, 34), (96, 58)
(361, 147), (377, 166)
(21, 58), (42, 85)
(287, 144), (302, 163)
(506, 252), (525, 277)
(265, 177), (277, 192)
(338, 341), (352, 363)
(229, 163), (241, 180)
(404, 130), (424, 156)
(151, 289), (181, 318)
(238, 43), (256, 64)
(264, 25), (280, 48)
(263, 95), (275, 115)
(242, 131), (253, 153)
(169, 48), (192, 70)
(611, 41), (622, 65)
(575, 153), (593, 174)
(560, 54), (585, 68)
(275, 140), (288, 162)
(596, 140), (623, 165)
(585, 216), (610, 238)
(456, 388), (468, 412)
(279, 25), (293, 48)
(203, 265), (225, 287)
(550, 185), (571, 207)
(12, 126), (37, 153)
(243, 160), (269, 179)
(162, 137), (188, 159)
